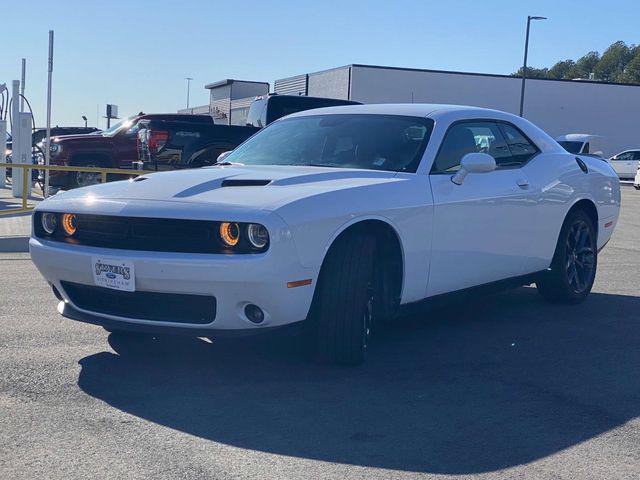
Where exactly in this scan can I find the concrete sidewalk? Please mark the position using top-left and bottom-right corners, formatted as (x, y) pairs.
(0, 184), (42, 252)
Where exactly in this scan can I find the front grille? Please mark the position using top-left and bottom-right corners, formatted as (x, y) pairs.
(61, 281), (216, 324)
(34, 213), (249, 254)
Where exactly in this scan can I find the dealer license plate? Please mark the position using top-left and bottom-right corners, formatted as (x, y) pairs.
(92, 257), (135, 292)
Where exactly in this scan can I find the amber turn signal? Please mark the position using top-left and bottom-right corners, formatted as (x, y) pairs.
(219, 222), (240, 246)
(61, 213), (77, 236)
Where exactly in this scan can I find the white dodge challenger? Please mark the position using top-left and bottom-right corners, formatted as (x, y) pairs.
(30, 104), (620, 364)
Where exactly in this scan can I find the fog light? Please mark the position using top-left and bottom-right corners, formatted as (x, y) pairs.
(244, 304), (265, 324)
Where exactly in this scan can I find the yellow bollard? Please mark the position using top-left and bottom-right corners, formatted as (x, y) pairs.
(22, 165), (29, 209)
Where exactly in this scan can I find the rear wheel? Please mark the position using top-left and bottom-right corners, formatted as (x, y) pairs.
(536, 209), (597, 304)
(310, 232), (377, 365)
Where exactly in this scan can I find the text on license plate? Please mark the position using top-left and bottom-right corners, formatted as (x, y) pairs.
(92, 257), (136, 292)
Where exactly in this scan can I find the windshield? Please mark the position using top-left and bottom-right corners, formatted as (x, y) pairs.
(102, 116), (137, 137)
(558, 140), (584, 154)
(225, 114), (434, 172)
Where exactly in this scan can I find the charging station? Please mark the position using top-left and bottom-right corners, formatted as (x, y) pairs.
(10, 80), (32, 198)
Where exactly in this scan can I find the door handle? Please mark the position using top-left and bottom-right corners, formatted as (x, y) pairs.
(516, 178), (529, 189)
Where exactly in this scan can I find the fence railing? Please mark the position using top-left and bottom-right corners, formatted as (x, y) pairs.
(0, 163), (154, 216)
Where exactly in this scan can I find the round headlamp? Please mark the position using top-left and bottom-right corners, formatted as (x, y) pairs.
(219, 222), (240, 246)
(61, 213), (77, 236)
(247, 224), (269, 249)
(41, 212), (57, 235)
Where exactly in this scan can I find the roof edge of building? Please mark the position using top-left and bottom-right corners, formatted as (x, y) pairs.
(293, 63), (640, 88)
(205, 79), (270, 90)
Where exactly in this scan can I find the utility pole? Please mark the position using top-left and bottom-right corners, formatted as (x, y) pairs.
(20, 58), (26, 111)
(519, 15), (547, 117)
(185, 77), (193, 109)
(44, 30), (54, 197)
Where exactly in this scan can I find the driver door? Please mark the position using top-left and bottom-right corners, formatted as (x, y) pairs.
(427, 120), (539, 297)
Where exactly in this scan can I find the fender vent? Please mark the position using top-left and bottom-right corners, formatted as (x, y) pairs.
(575, 157), (588, 174)
(221, 179), (271, 187)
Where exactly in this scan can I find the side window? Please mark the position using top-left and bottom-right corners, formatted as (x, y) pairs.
(581, 142), (590, 154)
(616, 152), (633, 160)
(634, 152), (640, 160)
(432, 121), (510, 172)
(498, 123), (539, 166)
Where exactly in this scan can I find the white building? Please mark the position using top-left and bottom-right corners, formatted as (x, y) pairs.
(179, 79), (269, 125)
(274, 64), (640, 157)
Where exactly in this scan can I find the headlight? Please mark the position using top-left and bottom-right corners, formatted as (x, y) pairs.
(219, 222), (240, 246)
(41, 212), (58, 235)
(61, 213), (77, 236)
(247, 223), (269, 249)
(49, 143), (60, 154)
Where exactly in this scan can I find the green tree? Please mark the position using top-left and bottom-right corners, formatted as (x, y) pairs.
(619, 49), (640, 84)
(575, 51), (600, 79)
(548, 59), (579, 79)
(512, 66), (549, 79)
(593, 41), (634, 81)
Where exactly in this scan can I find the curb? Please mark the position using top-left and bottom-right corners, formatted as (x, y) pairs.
(0, 236), (29, 253)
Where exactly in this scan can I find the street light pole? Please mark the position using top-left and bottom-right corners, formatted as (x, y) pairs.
(519, 15), (547, 117)
(185, 77), (193, 109)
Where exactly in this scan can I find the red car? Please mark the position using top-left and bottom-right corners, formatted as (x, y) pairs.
(43, 114), (213, 189)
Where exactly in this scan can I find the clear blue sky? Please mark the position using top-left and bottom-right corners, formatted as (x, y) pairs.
(1, 0), (638, 128)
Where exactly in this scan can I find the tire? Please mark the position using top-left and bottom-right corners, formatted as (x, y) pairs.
(311, 232), (377, 365)
(70, 157), (108, 189)
(536, 209), (597, 304)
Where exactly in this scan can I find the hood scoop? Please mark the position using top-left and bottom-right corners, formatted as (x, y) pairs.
(220, 179), (272, 187)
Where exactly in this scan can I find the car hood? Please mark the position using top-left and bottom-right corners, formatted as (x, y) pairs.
(52, 133), (109, 145)
(38, 165), (403, 218)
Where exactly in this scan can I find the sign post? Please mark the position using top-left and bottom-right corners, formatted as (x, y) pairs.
(44, 30), (54, 198)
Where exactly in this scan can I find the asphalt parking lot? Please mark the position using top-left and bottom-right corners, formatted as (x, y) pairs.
(1, 186), (639, 480)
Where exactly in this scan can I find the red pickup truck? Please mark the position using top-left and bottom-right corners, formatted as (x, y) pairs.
(43, 113), (213, 188)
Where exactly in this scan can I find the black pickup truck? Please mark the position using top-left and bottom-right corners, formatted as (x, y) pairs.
(138, 94), (360, 170)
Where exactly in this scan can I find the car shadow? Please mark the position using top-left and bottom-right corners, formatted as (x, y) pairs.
(77, 287), (640, 474)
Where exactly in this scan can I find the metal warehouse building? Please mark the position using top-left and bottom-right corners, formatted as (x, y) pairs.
(187, 64), (640, 157)
(272, 64), (640, 157)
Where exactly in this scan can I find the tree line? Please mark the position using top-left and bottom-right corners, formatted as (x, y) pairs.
(512, 41), (640, 84)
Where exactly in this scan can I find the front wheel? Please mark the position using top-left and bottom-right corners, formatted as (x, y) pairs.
(310, 233), (377, 365)
(73, 164), (102, 188)
(536, 209), (597, 304)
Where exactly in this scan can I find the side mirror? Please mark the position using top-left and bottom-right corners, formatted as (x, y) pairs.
(451, 153), (496, 185)
(216, 151), (232, 163)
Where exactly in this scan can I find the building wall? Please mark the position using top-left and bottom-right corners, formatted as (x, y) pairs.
(230, 81), (269, 100)
(348, 65), (640, 157)
(307, 67), (351, 100)
(178, 105), (210, 115)
(210, 84), (232, 123)
(274, 75), (308, 95)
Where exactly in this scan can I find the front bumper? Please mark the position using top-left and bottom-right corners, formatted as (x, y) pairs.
(30, 236), (318, 333)
(57, 300), (306, 337)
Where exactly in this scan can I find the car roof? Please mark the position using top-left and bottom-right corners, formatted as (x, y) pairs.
(287, 103), (509, 119)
